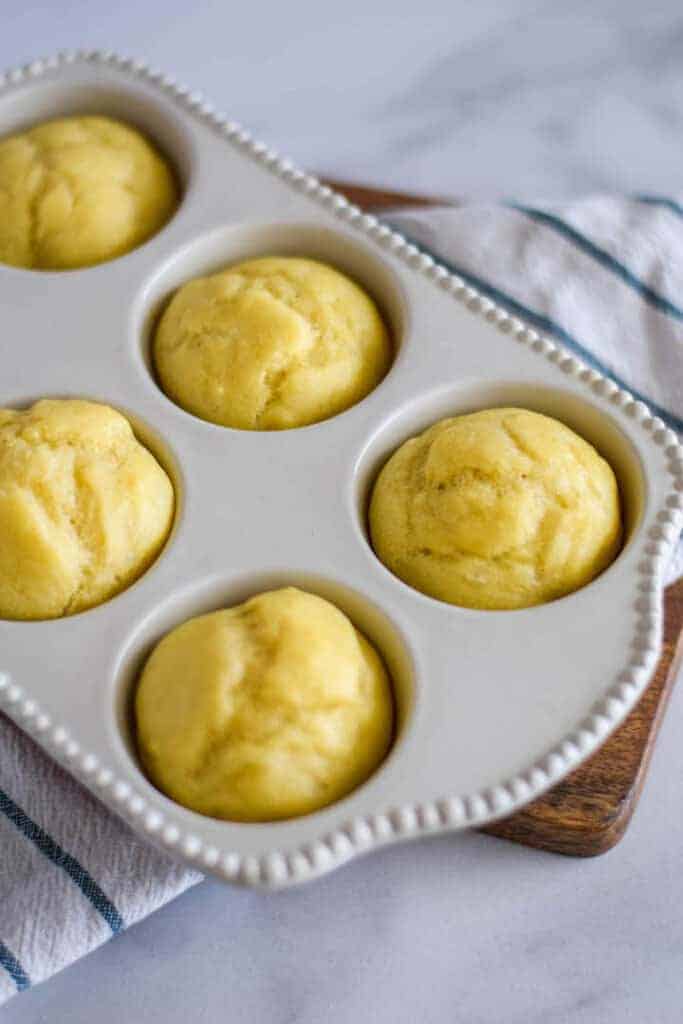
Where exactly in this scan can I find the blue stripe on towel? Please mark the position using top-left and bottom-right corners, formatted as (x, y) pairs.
(636, 195), (683, 221)
(508, 203), (683, 323)
(0, 789), (124, 935)
(0, 940), (30, 992)
(389, 228), (683, 435)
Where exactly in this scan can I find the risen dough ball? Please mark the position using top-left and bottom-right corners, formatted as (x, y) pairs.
(0, 115), (178, 269)
(153, 257), (392, 429)
(0, 400), (174, 620)
(135, 588), (394, 821)
(369, 408), (622, 610)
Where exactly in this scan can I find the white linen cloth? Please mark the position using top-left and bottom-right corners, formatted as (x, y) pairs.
(1, 193), (681, 1004)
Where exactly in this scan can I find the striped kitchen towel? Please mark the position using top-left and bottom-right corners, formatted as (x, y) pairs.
(1, 192), (681, 1004)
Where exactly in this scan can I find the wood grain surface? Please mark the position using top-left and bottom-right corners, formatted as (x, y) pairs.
(328, 177), (683, 856)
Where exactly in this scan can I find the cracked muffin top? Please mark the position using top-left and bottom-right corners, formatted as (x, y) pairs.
(152, 257), (392, 430)
(369, 407), (622, 610)
(0, 399), (174, 620)
(0, 115), (178, 270)
(135, 587), (394, 821)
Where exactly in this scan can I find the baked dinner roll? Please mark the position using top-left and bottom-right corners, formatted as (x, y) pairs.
(0, 115), (177, 269)
(0, 399), (174, 619)
(369, 407), (622, 610)
(153, 257), (391, 429)
(135, 587), (394, 821)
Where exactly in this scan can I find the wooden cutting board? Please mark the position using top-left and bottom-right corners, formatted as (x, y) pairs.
(326, 178), (683, 857)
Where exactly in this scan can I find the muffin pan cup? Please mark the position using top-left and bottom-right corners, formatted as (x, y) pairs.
(0, 52), (681, 889)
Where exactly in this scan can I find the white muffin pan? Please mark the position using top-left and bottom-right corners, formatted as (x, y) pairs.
(1, 51), (681, 890)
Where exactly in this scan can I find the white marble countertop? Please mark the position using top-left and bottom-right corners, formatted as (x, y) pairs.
(1, 0), (682, 200)
(3, 1), (683, 1021)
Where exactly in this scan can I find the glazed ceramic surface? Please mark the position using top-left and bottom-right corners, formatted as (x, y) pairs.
(0, 51), (681, 889)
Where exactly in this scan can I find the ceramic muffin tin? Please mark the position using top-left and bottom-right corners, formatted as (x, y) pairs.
(0, 51), (681, 890)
